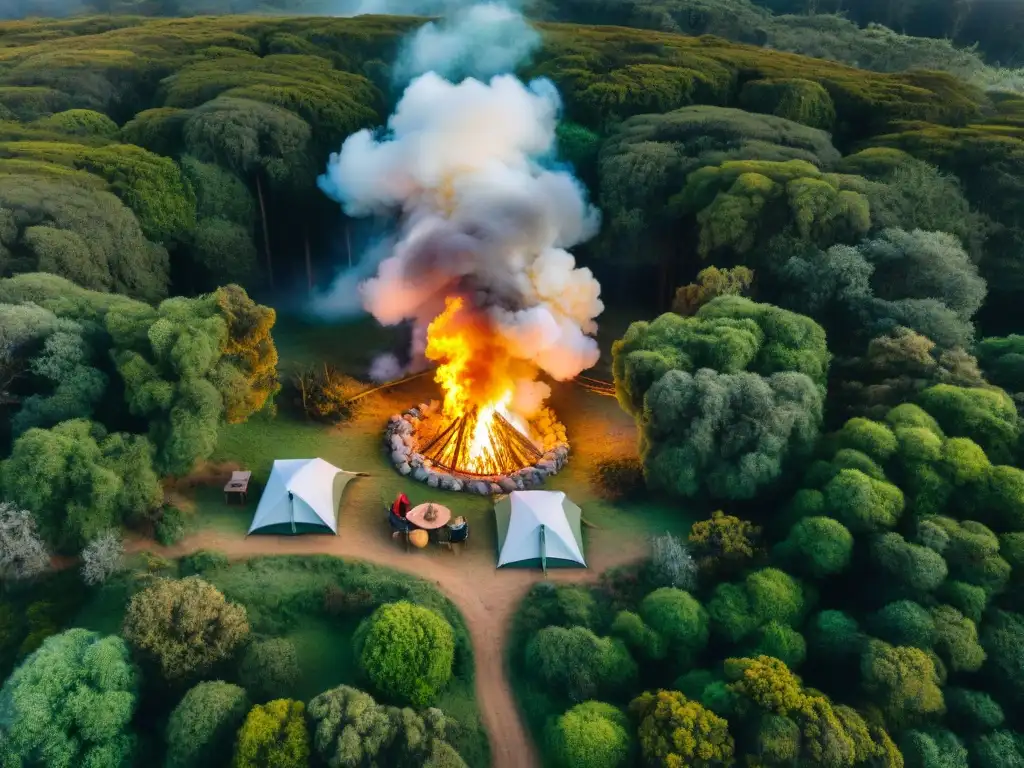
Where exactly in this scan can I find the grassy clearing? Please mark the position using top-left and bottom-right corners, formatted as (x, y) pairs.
(72, 554), (491, 768)
(187, 309), (692, 561)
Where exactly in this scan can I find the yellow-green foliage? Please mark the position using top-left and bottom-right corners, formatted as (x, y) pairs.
(672, 159), (871, 256)
(33, 109), (118, 138)
(531, 24), (986, 135)
(630, 690), (735, 767)
(739, 78), (836, 129)
(233, 699), (309, 768)
(725, 656), (902, 766)
(0, 139), (195, 241)
(0, 86), (68, 121)
(160, 53), (380, 143)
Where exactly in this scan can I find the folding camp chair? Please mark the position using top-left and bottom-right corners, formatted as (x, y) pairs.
(439, 516), (468, 554)
(387, 505), (412, 552)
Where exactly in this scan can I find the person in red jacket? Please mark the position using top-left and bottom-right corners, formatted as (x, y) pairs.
(392, 493), (410, 519)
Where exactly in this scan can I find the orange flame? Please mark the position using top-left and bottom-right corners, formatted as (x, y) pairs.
(424, 296), (536, 474)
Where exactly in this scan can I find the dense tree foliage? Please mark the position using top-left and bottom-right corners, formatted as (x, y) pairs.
(0, 419), (161, 552)
(122, 576), (250, 683)
(613, 296), (828, 500)
(353, 601), (455, 707)
(0, 629), (138, 767)
(233, 699), (309, 768)
(0, 274), (278, 486)
(306, 684), (467, 768)
(165, 681), (250, 768)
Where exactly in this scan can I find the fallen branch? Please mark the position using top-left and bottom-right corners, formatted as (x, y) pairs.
(344, 368), (436, 404)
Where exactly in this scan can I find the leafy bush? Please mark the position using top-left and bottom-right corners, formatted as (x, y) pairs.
(609, 611), (667, 661)
(354, 601), (455, 707)
(306, 685), (467, 767)
(525, 626), (637, 704)
(233, 699), (309, 768)
(180, 549), (229, 576)
(591, 456), (645, 501)
(123, 576), (250, 682)
(292, 364), (367, 423)
(629, 690), (735, 767)
(0, 629), (139, 767)
(749, 621), (807, 669)
(774, 516), (854, 577)
(80, 529), (124, 586)
(639, 587), (709, 661)
(166, 681), (250, 768)
(944, 688), (1004, 734)
(739, 78), (836, 129)
(238, 638), (300, 702)
(689, 511), (762, 575)
(156, 506), (187, 546)
(547, 701), (632, 768)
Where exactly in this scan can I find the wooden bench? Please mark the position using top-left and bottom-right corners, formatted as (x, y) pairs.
(224, 471), (252, 504)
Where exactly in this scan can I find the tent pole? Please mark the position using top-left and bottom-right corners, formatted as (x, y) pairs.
(540, 524), (547, 575)
(288, 491), (296, 534)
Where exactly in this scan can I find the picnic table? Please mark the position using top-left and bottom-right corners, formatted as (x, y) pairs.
(224, 471), (252, 504)
(406, 502), (452, 530)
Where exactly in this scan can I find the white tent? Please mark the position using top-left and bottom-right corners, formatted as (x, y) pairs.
(494, 490), (586, 570)
(247, 458), (360, 536)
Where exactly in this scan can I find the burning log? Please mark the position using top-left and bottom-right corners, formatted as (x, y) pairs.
(384, 402), (569, 495)
(420, 407), (543, 477)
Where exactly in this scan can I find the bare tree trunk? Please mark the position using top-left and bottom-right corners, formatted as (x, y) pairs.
(256, 174), (274, 290)
(304, 225), (313, 294)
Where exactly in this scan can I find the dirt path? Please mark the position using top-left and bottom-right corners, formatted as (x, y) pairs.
(125, 509), (648, 768)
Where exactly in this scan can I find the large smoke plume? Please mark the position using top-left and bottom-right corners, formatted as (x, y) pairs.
(317, 4), (603, 412)
(394, 3), (540, 84)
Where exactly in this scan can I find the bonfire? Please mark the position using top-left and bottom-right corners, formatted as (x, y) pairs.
(385, 295), (570, 494)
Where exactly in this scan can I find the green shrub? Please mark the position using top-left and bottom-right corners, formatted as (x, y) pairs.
(34, 109), (118, 138)
(353, 601), (455, 707)
(0, 629), (139, 766)
(630, 689), (735, 766)
(238, 639), (300, 702)
(900, 728), (968, 768)
(525, 626), (637, 704)
(749, 621), (807, 669)
(944, 688), (1004, 734)
(547, 701), (631, 768)
(233, 699), (309, 768)
(739, 78), (836, 129)
(745, 568), (806, 626)
(807, 610), (863, 662)
(869, 600), (936, 649)
(592, 456), (645, 501)
(939, 581), (987, 623)
(166, 681), (249, 768)
(180, 549), (229, 576)
(707, 583), (760, 643)
(156, 506), (186, 546)
(639, 588), (709, 661)
(775, 516), (854, 577)
(971, 731), (1024, 768)
(609, 611), (667, 661)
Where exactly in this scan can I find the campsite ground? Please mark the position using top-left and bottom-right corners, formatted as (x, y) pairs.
(85, 307), (691, 768)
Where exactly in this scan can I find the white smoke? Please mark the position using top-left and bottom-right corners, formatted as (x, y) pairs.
(394, 3), (541, 84)
(369, 353), (405, 382)
(318, 71), (603, 396)
(316, 2), (603, 404)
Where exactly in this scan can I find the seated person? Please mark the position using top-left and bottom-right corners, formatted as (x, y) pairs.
(448, 516), (469, 543)
(391, 493), (410, 519)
